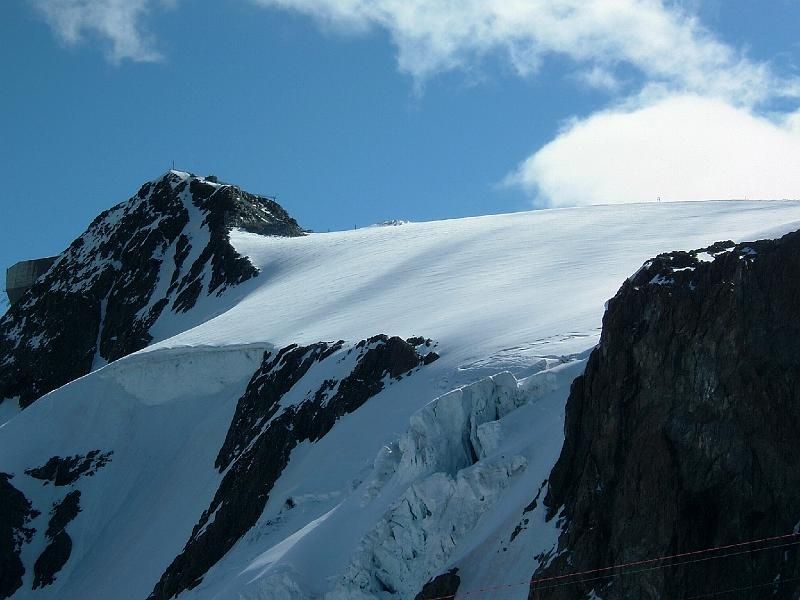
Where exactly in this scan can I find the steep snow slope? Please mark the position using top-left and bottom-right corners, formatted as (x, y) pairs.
(2, 200), (800, 600)
(0, 344), (266, 599)
(150, 200), (800, 368)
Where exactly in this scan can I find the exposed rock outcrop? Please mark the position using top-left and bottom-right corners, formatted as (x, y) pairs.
(25, 450), (113, 486)
(0, 171), (303, 408)
(531, 231), (800, 599)
(416, 569), (460, 600)
(0, 474), (38, 599)
(33, 490), (82, 589)
(148, 335), (438, 600)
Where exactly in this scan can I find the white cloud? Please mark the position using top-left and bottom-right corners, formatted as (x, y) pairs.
(786, 110), (800, 136)
(251, 0), (799, 105)
(32, 0), (800, 107)
(574, 66), (622, 93)
(30, 0), (169, 63)
(254, 0), (800, 207)
(31, 0), (800, 207)
(506, 95), (800, 206)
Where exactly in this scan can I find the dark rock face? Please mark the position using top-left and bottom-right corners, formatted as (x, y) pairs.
(32, 534), (71, 590)
(0, 171), (303, 408)
(0, 474), (38, 599)
(33, 490), (81, 589)
(510, 484), (545, 544)
(415, 569), (461, 600)
(1, 456), (97, 594)
(531, 232), (800, 599)
(25, 450), (113, 486)
(148, 335), (438, 600)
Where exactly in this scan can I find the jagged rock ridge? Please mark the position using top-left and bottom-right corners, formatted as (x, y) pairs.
(0, 171), (303, 408)
(531, 231), (800, 599)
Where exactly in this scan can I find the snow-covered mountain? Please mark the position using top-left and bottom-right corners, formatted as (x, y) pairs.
(2, 173), (800, 599)
(0, 171), (302, 409)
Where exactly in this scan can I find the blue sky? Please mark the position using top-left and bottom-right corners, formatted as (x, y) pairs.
(2, 0), (800, 302)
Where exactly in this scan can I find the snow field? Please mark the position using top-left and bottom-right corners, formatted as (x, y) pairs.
(4, 200), (800, 598)
(149, 200), (800, 370)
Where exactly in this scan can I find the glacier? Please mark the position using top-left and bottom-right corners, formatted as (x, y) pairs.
(2, 181), (800, 599)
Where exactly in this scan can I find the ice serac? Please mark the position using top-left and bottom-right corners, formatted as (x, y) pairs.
(531, 231), (800, 599)
(0, 171), (303, 408)
(326, 371), (537, 599)
(148, 335), (439, 600)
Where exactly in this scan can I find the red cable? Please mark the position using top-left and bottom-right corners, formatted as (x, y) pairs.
(424, 531), (800, 600)
(531, 539), (800, 594)
(531, 531), (800, 586)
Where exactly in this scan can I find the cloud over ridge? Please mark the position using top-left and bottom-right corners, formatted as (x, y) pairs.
(507, 95), (800, 206)
(251, 0), (799, 206)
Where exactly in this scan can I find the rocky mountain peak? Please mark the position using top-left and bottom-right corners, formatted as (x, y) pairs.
(156, 170), (302, 237)
(531, 230), (800, 599)
(0, 171), (304, 408)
